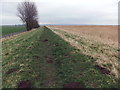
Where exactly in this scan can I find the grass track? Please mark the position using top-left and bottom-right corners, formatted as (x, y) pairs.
(2, 27), (118, 88)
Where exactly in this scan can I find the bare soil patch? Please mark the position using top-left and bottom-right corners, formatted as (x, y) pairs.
(18, 80), (32, 88)
(5, 68), (19, 75)
(64, 82), (84, 88)
(95, 65), (111, 75)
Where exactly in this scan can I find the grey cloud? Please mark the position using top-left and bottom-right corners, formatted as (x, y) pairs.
(1, 0), (118, 25)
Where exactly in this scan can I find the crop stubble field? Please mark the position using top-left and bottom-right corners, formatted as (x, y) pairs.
(2, 26), (119, 88)
(49, 25), (118, 48)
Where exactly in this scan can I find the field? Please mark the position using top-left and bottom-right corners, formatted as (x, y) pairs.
(1, 26), (26, 36)
(2, 26), (118, 88)
(49, 25), (118, 48)
(49, 25), (119, 77)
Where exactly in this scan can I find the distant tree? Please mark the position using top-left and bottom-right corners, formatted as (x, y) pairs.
(17, 1), (39, 31)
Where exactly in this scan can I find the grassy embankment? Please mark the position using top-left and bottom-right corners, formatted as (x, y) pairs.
(51, 29), (119, 78)
(2, 26), (118, 88)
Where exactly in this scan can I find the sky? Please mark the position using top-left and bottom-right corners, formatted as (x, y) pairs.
(0, 0), (119, 25)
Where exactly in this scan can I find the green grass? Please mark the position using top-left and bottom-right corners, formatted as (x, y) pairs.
(2, 26), (118, 88)
(1, 26), (26, 36)
(53, 29), (118, 78)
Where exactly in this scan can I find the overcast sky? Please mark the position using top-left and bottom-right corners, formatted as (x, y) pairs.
(0, 0), (119, 25)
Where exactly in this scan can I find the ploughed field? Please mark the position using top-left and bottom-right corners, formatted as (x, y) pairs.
(2, 26), (118, 88)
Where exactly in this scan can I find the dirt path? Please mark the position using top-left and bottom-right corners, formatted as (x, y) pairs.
(38, 29), (61, 88)
(44, 58), (59, 87)
(43, 45), (60, 88)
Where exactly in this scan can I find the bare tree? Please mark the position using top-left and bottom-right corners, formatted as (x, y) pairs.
(17, 1), (39, 30)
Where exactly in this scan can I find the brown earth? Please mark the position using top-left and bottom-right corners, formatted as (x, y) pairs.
(18, 80), (32, 88)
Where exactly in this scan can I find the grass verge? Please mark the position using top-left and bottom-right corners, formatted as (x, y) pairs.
(2, 26), (118, 88)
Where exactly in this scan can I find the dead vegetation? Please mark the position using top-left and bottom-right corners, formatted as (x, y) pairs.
(49, 26), (118, 78)
(49, 25), (118, 48)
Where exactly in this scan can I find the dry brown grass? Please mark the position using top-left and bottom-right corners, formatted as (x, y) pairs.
(48, 25), (118, 48)
(48, 26), (118, 78)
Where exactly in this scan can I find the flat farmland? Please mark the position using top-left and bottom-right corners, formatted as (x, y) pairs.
(1, 26), (26, 36)
(49, 25), (118, 48)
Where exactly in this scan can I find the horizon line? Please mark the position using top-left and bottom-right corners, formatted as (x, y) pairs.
(0, 24), (118, 26)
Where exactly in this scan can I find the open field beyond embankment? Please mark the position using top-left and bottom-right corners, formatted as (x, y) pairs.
(49, 25), (118, 48)
(1, 26), (26, 36)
